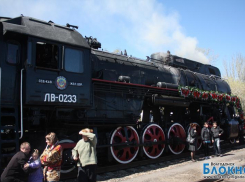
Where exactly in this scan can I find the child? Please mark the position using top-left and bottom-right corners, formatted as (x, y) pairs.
(24, 149), (43, 182)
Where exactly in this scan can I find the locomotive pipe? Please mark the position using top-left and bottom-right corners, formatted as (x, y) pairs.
(20, 69), (24, 139)
(151, 95), (190, 107)
(156, 82), (178, 89)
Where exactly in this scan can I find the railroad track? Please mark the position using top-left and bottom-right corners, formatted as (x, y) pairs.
(97, 142), (243, 174)
(61, 142), (245, 181)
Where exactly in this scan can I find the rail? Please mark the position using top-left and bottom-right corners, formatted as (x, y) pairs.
(97, 142), (243, 174)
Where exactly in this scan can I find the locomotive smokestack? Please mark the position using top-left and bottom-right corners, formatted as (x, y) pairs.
(124, 49), (127, 56)
(150, 51), (169, 63)
(166, 50), (171, 63)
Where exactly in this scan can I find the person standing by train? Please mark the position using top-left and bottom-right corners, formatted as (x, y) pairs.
(72, 128), (97, 182)
(201, 122), (212, 159)
(40, 132), (63, 182)
(188, 123), (198, 162)
(211, 122), (224, 157)
(1, 142), (31, 182)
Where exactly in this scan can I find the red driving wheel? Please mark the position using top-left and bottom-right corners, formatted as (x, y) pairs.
(141, 123), (165, 159)
(110, 126), (139, 164)
(168, 123), (186, 155)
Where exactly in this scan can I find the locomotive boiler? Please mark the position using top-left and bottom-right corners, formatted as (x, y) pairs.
(0, 16), (244, 178)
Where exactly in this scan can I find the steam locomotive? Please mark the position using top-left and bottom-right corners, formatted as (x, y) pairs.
(0, 16), (244, 177)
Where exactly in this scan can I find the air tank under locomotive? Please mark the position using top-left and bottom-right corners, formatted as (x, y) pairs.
(0, 16), (243, 178)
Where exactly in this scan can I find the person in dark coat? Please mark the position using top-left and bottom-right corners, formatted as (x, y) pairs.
(211, 122), (224, 157)
(201, 122), (212, 159)
(1, 142), (31, 182)
(188, 123), (198, 162)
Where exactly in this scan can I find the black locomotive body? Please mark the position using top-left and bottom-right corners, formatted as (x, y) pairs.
(0, 16), (244, 178)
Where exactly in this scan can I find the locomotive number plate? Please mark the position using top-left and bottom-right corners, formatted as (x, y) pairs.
(44, 93), (77, 103)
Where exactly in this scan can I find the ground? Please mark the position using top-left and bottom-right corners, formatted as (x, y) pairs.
(61, 144), (245, 182)
(97, 145), (245, 182)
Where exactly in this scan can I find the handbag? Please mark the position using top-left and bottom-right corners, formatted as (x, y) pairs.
(186, 132), (195, 143)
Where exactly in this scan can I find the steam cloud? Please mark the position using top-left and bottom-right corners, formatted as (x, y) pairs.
(1, 0), (209, 64)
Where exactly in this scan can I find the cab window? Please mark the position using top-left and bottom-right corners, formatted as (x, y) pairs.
(6, 42), (20, 64)
(36, 42), (59, 69)
(65, 48), (83, 73)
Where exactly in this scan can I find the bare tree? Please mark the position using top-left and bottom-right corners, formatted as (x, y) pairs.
(223, 53), (245, 109)
(224, 53), (245, 81)
(196, 47), (219, 64)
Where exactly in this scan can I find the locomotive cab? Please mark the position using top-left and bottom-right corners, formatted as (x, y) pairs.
(25, 37), (92, 107)
(1, 16), (92, 108)
(23, 19), (92, 108)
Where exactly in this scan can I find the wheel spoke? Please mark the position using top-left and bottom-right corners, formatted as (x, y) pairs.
(146, 128), (154, 138)
(149, 146), (156, 156)
(156, 129), (163, 138)
(170, 128), (176, 135)
(154, 145), (160, 155)
(114, 129), (126, 143)
(174, 126), (181, 137)
(120, 148), (129, 160)
(128, 130), (135, 141)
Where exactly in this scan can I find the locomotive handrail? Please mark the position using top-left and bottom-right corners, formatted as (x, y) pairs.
(20, 68), (24, 139)
(34, 66), (60, 72)
(92, 78), (179, 92)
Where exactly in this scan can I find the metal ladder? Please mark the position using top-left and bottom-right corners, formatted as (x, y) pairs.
(0, 67), (20, 173)
(0, 105), (20, 173)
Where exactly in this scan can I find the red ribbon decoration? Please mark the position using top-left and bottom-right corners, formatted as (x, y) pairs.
(193, 91), (201, 99)
(181, 88), (190, 97)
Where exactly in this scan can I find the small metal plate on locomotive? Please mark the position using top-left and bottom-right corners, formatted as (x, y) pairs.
(228, 119), (239, 138)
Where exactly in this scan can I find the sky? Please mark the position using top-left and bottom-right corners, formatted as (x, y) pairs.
(0, 0), (245, 76)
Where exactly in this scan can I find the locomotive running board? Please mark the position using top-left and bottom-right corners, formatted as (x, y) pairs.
(92, 78), (179, 97)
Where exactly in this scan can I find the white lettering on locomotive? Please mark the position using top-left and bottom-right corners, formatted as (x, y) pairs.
(44, 93), (50, 102)
(44, 93), (77, 103)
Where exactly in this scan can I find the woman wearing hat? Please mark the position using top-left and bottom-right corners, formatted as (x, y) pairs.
(40, 132), (63, 182)
(72, 128), (97, 182)
(188, 123), (198, 162)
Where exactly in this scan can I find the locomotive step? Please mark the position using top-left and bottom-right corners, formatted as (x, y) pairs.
(1, 113), (16, 116)
(0, 126), (16, 129)
(1, 153), (15, 158)
(1, 140), (18, 144)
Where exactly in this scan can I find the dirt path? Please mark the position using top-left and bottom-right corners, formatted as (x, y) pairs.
(98, 145), (245, 182)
